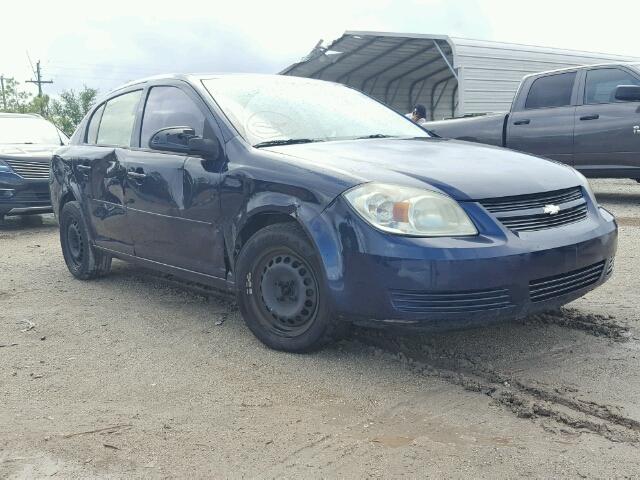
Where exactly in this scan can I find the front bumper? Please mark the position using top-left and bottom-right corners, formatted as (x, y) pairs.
(0, 174), (52, 216)
(317, 197), (617, 328)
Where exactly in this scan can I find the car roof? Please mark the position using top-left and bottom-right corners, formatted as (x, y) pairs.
(0, 112), (45, 119)
(104, 73), (330, 97)
(523, 62), (639, 80)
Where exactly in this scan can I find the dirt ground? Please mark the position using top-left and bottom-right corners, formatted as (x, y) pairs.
(1, 179), (640, 479)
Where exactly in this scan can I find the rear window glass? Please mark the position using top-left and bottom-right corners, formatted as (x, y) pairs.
(86, 104), (105, 144)
(525, 72), (576, 109)
(96, 90), (142, 147)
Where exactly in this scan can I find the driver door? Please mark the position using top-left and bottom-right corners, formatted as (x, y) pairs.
(573, 67), (640, 173)
(123, 84), (226, 277)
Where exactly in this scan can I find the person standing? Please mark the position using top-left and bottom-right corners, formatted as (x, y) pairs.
(411, 104), (428, 125)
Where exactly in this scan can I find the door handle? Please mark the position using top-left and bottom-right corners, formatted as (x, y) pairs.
(579, 114), (600, 121)
(513, 119), (530, 125)
(127, 170), (147, 180)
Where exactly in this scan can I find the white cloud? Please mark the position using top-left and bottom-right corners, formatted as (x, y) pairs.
(0, 0), (636, 99)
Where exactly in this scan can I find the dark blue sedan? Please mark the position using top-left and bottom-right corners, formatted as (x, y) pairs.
(50, 74), (617, 352)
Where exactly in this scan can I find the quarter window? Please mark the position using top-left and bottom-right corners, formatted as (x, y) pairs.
(525, 72), (576, 110)
(96, 90), (142, 147)
(86, 104), (105, 144)
(140, 87), (205, 149)
(584, 68), (640, 104)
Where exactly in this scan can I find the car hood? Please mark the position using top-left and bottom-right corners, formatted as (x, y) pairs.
(0, 144), (58, 162)
(264, 138), (581, 201)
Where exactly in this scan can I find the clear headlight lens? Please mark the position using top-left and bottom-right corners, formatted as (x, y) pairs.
(574, 170), (597, 205)
(344, 183), (477, 236)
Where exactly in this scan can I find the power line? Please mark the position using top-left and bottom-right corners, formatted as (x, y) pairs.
(26, 60), (53, 97)
(25, 60), (53, 114)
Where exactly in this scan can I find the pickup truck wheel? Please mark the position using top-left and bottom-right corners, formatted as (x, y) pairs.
(60, 201), (111, 280)
(236, 223), (342, 352)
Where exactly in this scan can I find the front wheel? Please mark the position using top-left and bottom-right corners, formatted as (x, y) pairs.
(59, 201), (112, 280)
(236, 223), (343, 352)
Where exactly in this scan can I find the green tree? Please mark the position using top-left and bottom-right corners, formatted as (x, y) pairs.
(48, 86), (98, 136)
(1, 77), (97, 135)
(0, 77), (37, 113)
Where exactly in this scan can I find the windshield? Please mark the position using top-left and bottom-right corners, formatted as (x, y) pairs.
(0, 116), (63, 145)
(202, 76), (429, 146)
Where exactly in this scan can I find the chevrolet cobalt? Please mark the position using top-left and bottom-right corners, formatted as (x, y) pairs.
(50, 74), (617, 352)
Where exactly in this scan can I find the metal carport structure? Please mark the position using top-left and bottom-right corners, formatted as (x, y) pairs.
(281, 31), (640, 119)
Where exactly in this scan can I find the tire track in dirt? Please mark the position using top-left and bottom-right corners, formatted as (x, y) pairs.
(349, 319), (640, 444)
(525, 308), (631, 341)
(93, 268), (640, 443)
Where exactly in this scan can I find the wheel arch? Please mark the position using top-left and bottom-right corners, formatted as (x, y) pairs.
(230, 205), (344, 289)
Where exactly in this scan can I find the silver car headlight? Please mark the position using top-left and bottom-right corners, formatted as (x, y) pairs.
(574, 170), (597, 205)
(343, 183), (478, 237)
(0, 160), (13, 173)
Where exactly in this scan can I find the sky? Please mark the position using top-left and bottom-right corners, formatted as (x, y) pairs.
(1, 0), (639, 99)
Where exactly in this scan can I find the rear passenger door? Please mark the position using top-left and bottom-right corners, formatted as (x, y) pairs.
(507, 71), (578, 165)
(573, 67), (640, 175)
(78, 89), (142, 255)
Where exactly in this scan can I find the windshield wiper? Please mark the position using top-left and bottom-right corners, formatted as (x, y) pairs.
(253, 138), (322, 148)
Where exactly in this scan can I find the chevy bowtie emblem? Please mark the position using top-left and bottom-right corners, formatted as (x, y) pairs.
(543, 204), (560, 215)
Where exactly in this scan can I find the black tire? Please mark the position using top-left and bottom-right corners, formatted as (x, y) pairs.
(59, 201), (111, 280)
(236, 223), (343, 352)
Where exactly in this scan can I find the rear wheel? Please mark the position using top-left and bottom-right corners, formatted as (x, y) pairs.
(59, 201), (111, 280)
(236, 223), (343, 352)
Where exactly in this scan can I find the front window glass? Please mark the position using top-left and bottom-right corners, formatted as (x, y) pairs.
(202, 76), (429, 146)
(140, 87), (205, 148)
(0, 116), (63, 145)
(584, 68), (640, 104)
(97, 90), (142, 147)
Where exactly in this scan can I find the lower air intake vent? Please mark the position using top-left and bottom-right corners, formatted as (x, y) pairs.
(390, 288), (512, 314)
(529, 261), (605, 302)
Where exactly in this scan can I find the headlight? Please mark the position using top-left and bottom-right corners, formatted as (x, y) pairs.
(343, 183), (477, 237)
(574, 170), (597, 205)
(0, 160), (13, 173)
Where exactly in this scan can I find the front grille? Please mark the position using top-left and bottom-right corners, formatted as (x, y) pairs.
(12, 191), (51, 204)
(390, 287), (513, 314)
(480, 187), (583, 213)
(4, 159), (50, 179)
(479, 187), (588, 233)
(529, 261), (605, 302)
(498, 204), (588, 232)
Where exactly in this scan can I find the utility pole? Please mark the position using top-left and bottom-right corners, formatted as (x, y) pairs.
(26, 61), (53, 114)
(0, 75), (6, 111)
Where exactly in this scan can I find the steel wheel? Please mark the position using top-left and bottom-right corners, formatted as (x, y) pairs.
(66, 220), (85, 267)
(256, 249), (320, 337)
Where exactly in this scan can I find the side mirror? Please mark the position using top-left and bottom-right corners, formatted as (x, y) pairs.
(150, 126), (220, 160)
(614, 85), (640, 102)
(150, 126), (195, 153)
